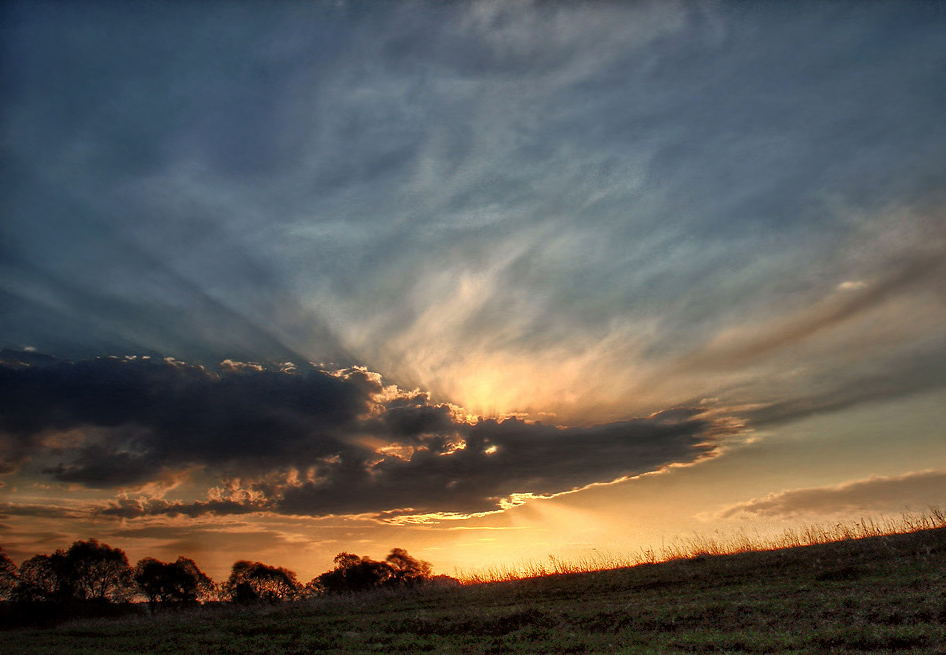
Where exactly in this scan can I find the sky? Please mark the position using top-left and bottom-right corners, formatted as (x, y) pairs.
(2, 0), (946, 583)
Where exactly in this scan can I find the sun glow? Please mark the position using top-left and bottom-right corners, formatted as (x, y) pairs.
(400, 342), (661, 425)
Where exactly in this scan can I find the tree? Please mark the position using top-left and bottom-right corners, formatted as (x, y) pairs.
(63, 539), (134, 602)
(384, 548), (432, 588)
(300, 577), (325, 599)
(316, 549), (432, 594)
(224, 561), (301, 603)
(317, 552), (391, 594)
(14, 540), (134, 603)
(0, 547), (18, 600)
(14, 554), (68, 602)
(135, 556), (214, 609)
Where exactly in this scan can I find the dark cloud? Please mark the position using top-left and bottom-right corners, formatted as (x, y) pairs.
(277, 410), (718, 517)
(2, 353), (727, 518)
(98, 498), (264, 520)
(378, 396), (457, 441)
(43, 447), (169, 489)
(0, 353), (368, 482)
(720, 470), (946, 518)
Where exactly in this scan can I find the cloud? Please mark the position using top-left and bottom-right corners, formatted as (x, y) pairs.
(0, 501), (90, 520)
(2, 353), (730, 519)
(673, 240), (946, 375)
(635, 203), (946, 427)
(742, 343), (946, 428)
(108, 523), (299, 551)
(275, 408), (722, 517)
(3, 1), (946, 426)
(720, 470), (946, 518)
(0, 353), (368, 481)
(98, 497), (265, 520)
(4, 2), (946, 545)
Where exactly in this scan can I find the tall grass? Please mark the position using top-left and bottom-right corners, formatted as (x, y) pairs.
(456, 507), (946, 584)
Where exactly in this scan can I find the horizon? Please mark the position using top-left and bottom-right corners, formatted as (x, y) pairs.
(2, 0), (945, 583)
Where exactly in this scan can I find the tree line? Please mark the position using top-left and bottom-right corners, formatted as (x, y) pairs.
(0, 539), (442, 612)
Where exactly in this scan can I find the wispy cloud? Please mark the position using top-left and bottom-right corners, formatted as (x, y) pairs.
(5, 1), (945, 423)
(0, 500), (91, 520)
(720, 470), (946, 518)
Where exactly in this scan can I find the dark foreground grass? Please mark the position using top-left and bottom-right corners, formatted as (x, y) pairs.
(4, 527), (945, 654)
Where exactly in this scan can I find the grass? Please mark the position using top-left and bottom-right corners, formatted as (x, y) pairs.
(4, 511), (946, 654)
(458, 508), (946, 582)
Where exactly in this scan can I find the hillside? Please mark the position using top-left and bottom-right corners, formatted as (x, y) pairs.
(4, 526), (945, 654)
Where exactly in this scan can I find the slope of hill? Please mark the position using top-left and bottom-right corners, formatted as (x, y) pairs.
(4, 526), (945, 654)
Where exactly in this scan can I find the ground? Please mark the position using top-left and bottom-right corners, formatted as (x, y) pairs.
(3, 527), (945, 654)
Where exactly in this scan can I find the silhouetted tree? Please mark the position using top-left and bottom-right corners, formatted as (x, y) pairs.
(317, 549), (432, 594)
(0, 547), (17, 600)
(317, 552), (391, 594)
(135, 556), (214, 609)
(13, 540), (133, 603)
(384, 548), (432, 588)
(300, 577), (325, 599)
(13, 553), (68, 602)
(224, 561), (301, 603)
(63, 539), (134, 602)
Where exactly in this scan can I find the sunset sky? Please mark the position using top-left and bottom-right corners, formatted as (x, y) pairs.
(2, 0), (946, 583)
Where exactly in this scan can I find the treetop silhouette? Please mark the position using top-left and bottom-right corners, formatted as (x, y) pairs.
(317, 548), (432, 594)
(135, 556), (214, 608)
(224, 560), (301, 603)
(2, 538), (437, 627)
(12, 539), (133, 603)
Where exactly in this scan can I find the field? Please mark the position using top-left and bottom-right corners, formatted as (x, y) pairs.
(4, 524), (945, 654)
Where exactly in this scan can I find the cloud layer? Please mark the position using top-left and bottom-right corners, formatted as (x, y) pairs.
(721, 471), (946, 518)
(0, 352), (723, 518)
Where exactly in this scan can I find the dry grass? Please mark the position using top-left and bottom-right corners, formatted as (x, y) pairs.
(456, 507), (946, 583)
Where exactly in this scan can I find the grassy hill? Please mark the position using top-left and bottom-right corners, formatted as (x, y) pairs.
(4, 525), (945, 654)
